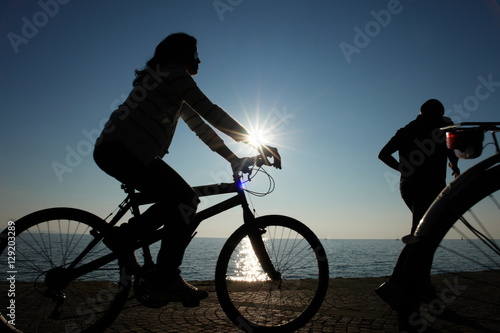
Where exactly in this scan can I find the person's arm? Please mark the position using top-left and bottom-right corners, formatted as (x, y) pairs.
(172, 66), (281, 168)
(181, 105), (240, 163)
(378, 137), (400, 172)
(447, 150), (460, 177)
(168, 66), (250, 143)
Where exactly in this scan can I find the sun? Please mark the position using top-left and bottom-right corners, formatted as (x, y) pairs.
(248, 127), (271, 147)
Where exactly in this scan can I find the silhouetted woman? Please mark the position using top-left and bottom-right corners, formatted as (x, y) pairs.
(94, 33), (279, 304)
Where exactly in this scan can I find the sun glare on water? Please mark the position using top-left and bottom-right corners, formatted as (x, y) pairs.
(229, 237), (269, 282)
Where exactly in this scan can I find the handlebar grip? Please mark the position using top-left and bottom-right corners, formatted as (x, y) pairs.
(232, 149), (282, 175)
(256, 156), (270, 167)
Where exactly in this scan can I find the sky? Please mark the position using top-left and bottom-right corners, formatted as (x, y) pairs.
(1, 0), (500, 239)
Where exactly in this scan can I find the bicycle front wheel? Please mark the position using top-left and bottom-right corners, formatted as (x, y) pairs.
(0, 208), (131, 333)
(215, 215), (329, 332)
(404, 164), (500, 331)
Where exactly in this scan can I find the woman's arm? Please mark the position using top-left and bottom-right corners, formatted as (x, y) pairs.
(181, 105), (239, 162)
(167, 66), (250, 143)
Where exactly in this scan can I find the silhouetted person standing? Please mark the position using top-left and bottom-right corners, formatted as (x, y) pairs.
(378, 99), (460, 234)
(376, 99), (460, 332)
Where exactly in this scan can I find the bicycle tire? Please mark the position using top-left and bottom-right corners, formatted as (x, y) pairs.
(0, 208), (132, 333)
(402, 164), (500, 331)
(215, 215), (329, 332)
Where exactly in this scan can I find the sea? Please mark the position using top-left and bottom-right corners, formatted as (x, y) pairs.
(178, 238), (495, 281)
(179, 238), (405, 281)
(6, 237), (496, 282)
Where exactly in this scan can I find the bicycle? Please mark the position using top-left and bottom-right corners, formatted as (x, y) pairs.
(399, 122), (500, 331)
(0, 154), (329, 333)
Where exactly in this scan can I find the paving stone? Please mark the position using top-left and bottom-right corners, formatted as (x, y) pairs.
(42, 272), (496, 332)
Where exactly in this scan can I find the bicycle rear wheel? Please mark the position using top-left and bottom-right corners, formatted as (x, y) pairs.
(215, 215), (329, 332)
(0, 208), (131, 333)
(403, 165), (500, 331)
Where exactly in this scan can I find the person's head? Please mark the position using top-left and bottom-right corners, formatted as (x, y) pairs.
(134, 33), (200, 85)
(420, 99), (445, 117)
(153, 33), (200, 75)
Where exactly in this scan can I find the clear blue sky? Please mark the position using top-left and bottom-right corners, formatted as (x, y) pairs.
(1, 0), (500, 239)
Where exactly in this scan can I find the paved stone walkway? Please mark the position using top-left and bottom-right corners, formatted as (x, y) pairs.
(104, 272), (500, 332)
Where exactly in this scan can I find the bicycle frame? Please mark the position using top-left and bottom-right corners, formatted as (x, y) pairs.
(413, 122), (500, 240)
(68, 167), (281, 282)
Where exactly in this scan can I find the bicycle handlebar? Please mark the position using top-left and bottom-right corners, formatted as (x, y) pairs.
(441, 122), (500, 132)
(232, 146), (282, 175)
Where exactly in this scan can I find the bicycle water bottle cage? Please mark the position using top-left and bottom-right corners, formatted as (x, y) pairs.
(446, 128), (484, 159)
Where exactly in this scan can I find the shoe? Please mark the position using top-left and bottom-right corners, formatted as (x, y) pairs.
(402, 234), (421, 244)
(150, 275), (208, 308)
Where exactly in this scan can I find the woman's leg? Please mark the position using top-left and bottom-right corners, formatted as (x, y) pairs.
(137, 158), (199, 280)
(94, 142), (198, 279)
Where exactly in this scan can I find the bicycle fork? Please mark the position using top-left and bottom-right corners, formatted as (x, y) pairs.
(247, 227), (282, 282)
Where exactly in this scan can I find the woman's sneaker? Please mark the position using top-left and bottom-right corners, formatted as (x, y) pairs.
(150, 275), (208, 307)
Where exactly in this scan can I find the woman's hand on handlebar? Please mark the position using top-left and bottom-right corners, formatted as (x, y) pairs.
(230, 157), (254, 174)
(231, 145), (281, 174)
(257, 145), (281, 169)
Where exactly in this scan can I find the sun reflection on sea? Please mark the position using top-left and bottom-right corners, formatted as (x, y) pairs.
(229, 237), (270, 282)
